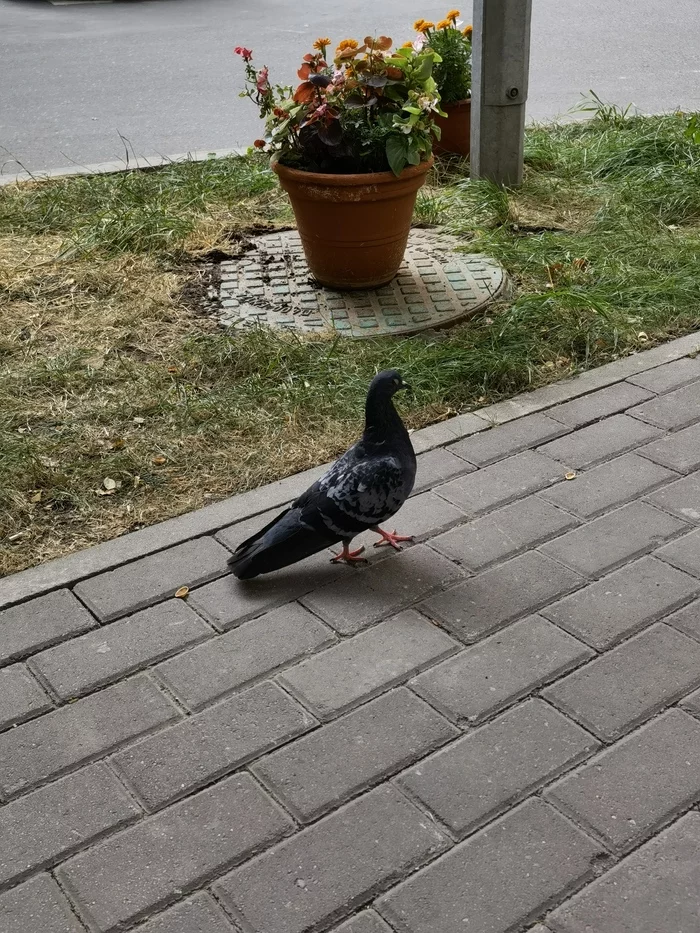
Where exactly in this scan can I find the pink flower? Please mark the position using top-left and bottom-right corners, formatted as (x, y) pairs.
(331, 68), (345, 86)
(234, 46), (253, 61)
(256, 66), (270, 94)
(412, 33), (427, 51)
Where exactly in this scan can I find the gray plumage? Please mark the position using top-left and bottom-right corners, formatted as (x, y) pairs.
(229, 369), (416, 579)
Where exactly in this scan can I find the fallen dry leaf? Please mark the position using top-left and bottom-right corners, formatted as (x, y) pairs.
(29, 491), (42, 503)
(565, 471), (576, 480)
(103, 477), (117, 490)
(175, 586), (189, 599)
(133, 417), (146, 425)
(152, 456), (167, 466)
(110, 437), (125, 450)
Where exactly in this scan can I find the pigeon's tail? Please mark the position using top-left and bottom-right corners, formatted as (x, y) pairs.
(228, 506), (339, 580)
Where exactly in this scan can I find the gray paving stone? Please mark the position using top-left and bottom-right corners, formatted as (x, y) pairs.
(664, 598), (700, 642)
(253, 688), (458, 822)
(112, 681), (316, 810)
(656, 527), (700, 578)
(330, 910), (393, 933)
(0, 663), (52, 732)
(538, 414), (663, 469)
(154, 602), (333, 710)
(540, 556), (700, 649)
(397, 699), (598, 838)
(410, 421), (465, 455)
(412, 447), (475, 494)
(214, 785), (449, 933)
(300, 545), (463, 636)
(420, 551), (583, 644)
(681, 687), (700, 717)
(430, 496), (578, 571)
(185, 551), (337, 633)
(545, 382), (653, 428)
(543, 623), (700, 741)
(545, 709), (700, 853)
(57, 774), (293, 933)
(0, 762), (140, 889)
(638, 422), (700, 474)
(30, 600), (212, 701)
(628, 380), (700, 430)
(0, 874), (85, 933)
(539, 502), (688, 578)
(548, 812), (700, 933)
(448, 413), (570, 467)
(410, 615), (593, 724)
(627, 355), (700, 394)
(278, 610), (459, 721)
(435, 450), (570, 517)
(539, 453), (677, 519)
(133, 893), (236, 933)
(0, 588), (96, 666)
(376, 798), (604, 933)
(0, 674), (179, 798)
(647, 470), (700, 525)
(73, 536), (232, 622)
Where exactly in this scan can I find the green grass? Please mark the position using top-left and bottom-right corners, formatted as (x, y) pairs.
(2, 111), (700, 574)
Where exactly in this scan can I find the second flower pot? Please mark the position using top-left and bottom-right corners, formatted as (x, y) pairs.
(434, 98), (471, 158)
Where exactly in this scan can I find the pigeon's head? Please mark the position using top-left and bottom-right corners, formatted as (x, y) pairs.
(369, 369), (411, 398)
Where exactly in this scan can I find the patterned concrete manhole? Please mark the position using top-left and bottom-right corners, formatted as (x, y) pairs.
(216, 229), (507, 338)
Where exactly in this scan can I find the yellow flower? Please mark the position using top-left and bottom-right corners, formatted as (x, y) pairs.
(463, 24), (473, 37)
(446, 9), (460, 21)
(313, 37), (331, 50)
(436, 19), (451, 29)
(336, 38), (359, 51)
(401, 40), (413, 48)
(419, 20), (435, 32)
(413, 19), (426, 31)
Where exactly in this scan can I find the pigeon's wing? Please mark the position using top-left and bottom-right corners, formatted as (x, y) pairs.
(312, 450), (408, 530)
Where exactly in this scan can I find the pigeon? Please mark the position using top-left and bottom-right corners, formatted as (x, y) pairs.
(229, 369), (417, 580)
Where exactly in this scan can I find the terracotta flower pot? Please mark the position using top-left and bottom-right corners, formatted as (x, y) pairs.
(434, 98), (471, 158)
(272, 158), (433, 289)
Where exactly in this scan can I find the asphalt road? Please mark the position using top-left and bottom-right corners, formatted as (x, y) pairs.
(1, 0), (699, 175)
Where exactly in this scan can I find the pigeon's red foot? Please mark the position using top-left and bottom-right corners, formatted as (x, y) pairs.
(372, 527), (414, 551)
(330, 543), (368, 566)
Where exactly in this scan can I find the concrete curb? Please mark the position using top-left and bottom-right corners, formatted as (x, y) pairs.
(2, 329), (699, 609)
(0, 147), (248, 187)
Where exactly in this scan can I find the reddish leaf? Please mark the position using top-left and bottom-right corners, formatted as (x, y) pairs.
(297, 63), (312, 80)
(294, 82), (316, 103)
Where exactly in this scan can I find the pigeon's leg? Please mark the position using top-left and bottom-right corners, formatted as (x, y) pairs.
(371, 527), (415, 550)
(330, 542), (368, 565)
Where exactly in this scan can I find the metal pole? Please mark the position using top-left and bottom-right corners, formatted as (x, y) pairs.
(470, 0), (533, 186)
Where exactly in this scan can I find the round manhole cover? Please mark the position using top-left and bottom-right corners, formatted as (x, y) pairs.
(217, 229), (507, 338)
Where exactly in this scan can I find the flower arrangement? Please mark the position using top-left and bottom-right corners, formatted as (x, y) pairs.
(412, 11), (472, 105)
(235, 36), (443, 176)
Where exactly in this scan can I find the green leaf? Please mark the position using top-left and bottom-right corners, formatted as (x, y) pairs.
(386, 135), (408, 176)
(406, 144), (420, 165)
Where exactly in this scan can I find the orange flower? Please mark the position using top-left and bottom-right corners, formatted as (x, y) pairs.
(336, 38), (359, 51)
(313, 37), (331, 50)
(463, 24), (473, 37)
(413, 19), (426, 31)
(446, 9), (460, 20)
(436, 18), (451, 29)
(419, 20), (434, 32)
(401, 40), (413, 48)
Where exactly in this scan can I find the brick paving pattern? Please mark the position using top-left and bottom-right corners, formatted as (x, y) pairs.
(2, 338), (700, 932)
